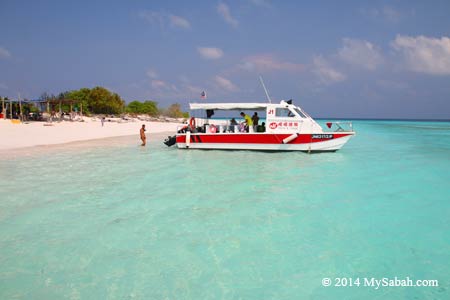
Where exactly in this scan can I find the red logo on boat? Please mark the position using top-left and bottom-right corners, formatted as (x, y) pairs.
(269, 122), (277, 129)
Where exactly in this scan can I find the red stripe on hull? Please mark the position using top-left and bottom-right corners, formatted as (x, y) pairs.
(176, 133), (352, 144)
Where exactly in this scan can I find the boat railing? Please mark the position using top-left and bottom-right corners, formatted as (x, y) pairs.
(324, 121), (354, 132)
(176, 124), (265, 134)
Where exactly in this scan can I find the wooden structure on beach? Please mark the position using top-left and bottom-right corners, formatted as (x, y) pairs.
(1, 97), (83, 121)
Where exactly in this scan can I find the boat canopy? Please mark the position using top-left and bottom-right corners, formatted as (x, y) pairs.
(190, 102), (272, 111)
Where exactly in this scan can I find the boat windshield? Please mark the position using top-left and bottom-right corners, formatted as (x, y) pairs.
(293, 107), (307, 118)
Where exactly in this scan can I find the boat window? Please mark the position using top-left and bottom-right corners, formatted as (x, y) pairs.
(275, 108), (295, 117)
(294, 108), (307, 118)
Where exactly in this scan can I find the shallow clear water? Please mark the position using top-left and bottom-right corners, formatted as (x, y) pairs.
(0, 121), (449, 299)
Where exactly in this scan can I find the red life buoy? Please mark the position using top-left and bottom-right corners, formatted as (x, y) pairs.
(210, 124), (217, 133)
(189, 117), (196, 129)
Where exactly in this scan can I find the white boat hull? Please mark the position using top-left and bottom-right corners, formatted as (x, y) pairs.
(175, 133), (354, 152)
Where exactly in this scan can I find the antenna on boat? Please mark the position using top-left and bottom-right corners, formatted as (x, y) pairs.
(259, 76), (272, 104)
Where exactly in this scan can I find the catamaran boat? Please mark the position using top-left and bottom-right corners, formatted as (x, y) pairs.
(164, 100), (355, 152)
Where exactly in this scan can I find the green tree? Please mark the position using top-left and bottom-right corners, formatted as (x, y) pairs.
(126, 100), (159, 116)
(66, 88), (91, 114)
(126, 101), (143, 114)
(60, 87), (125, 115)
(88, 87), (125, 114)
(164, 103), (187, 118)
(141, 101), (159, 116)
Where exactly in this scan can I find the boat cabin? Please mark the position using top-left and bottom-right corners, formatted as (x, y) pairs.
(188, 100), (324, 134)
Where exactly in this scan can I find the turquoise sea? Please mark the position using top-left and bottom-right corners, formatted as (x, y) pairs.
(0, 120), (449, 299)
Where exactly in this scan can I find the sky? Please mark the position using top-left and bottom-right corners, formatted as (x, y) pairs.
(0, 0), (449, 119)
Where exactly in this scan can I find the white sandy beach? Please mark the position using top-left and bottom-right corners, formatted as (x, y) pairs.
(0, 117), (182, 150)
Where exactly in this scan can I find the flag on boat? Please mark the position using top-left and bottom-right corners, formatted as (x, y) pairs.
(200, 91), (207, 100)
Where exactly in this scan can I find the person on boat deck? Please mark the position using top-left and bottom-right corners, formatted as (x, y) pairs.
(240, 112), (253, 132)
(229, 118), (238, 132)
(257, 122), (266, 132)
(252, 112), (259, 132)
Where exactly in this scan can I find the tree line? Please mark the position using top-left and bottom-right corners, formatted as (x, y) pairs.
(37, 86), (188, 118)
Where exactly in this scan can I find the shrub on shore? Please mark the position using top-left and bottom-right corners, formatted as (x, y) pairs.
(36, 87), (188, 118)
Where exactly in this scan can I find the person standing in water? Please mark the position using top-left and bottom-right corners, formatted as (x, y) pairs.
(140, 124), (146, 146)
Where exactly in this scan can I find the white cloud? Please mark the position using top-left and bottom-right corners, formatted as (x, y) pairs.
(391, 35), (450, 75)
(177, 76), (204, 95)
(146, 69), (158, 79)
(185, 84), (203, 94)
(151, 80), (167, 89)
(239, 54), (303, 72)
(337, 38), (383, 70)
(197, 47), (224, 59)
(215, 75), (239, 92)
(312, 56), (346, 85)
(169, 14), (191, 29)
(0, 46), (11, 59)
(217, 3), (239, 28)
(139, 10), (190, 30)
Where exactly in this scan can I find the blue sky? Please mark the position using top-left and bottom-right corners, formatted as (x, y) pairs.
(1, 0), (449, 119)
